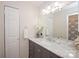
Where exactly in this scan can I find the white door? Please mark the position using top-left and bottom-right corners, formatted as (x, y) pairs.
(5, 6), (20, 58)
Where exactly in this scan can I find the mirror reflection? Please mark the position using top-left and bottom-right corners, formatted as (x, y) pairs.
(37, 1), (79, 41)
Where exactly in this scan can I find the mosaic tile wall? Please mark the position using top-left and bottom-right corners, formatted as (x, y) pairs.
(68, 14), (78, 40)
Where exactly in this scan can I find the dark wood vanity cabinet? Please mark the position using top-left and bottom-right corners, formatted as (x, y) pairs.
(29, 40), (61, 58)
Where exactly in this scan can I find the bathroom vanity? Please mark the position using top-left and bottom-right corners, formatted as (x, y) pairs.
(29, 40), (61, 58)
(27, 1), (79, 58)
(27, 37), (79, 58)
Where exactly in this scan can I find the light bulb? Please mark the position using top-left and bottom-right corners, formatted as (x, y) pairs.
(42, 9), (46, 15)
(54, 2), (59, 7)
(47, 6), (51, 10)
(42, 9), (50, 15)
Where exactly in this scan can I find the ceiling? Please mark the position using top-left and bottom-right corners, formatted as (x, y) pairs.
(24, 1), (74, 10)
(4, 1), (74, 10)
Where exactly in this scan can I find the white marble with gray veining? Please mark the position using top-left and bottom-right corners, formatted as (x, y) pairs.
(25, 36), (79, 58)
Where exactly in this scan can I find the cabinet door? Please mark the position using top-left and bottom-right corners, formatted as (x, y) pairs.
(29, 40), (61, 58)
(34, 43), (50, 58)
(40, 46), (61, 58)
(29, 40), (34, 58)
(41, 47), (50, 58)
(33, 43), (41, 58)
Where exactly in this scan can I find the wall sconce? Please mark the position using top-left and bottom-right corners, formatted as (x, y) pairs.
(42, 2), (67, 15)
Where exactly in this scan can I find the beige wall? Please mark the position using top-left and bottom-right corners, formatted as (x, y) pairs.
(53, 11), (67, 39)
(0, 1), (39, 58)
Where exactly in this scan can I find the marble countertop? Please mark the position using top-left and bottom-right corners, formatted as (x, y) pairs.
(26, 37), (79, 58)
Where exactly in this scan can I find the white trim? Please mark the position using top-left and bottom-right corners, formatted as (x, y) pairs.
(67, 14), (68, 40)
(67, 12), (79, 40)
(78, 14), (79, 32)
(67, 12), (78, 16)
(4, 5), (18, 9)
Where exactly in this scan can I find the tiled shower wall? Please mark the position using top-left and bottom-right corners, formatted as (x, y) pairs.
(68, 14), (78, 40)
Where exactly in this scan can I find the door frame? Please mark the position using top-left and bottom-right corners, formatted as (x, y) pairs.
(4, 5), (20, 57)
(67, 12), (79, 40)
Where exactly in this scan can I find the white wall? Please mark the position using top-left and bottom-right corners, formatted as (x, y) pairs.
(0, 2), (4, 57)
(0, 1), (39, 58)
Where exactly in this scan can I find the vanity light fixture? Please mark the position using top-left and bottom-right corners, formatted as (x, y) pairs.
(54, 2), (60, 7)
(42, 2), (67, 15)
(51, 7), (58, 12)
(42, 8), (51, 15)
(47, 5), (51, 10)
(42, 9), (46, 15)
(42, 9), (50, 15)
